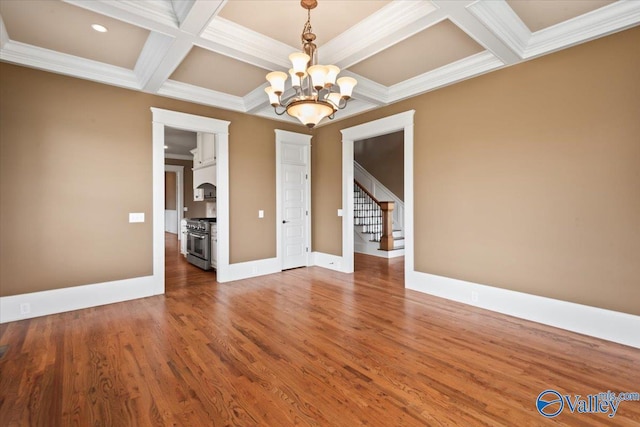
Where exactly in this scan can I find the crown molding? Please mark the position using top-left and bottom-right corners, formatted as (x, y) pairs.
(525, 0), (640, 58)
(468, 0), (640, 62)
(243, 83), (272, 113)
(158, 79), (245, 112)
(322, 0), (440, 69)
(466, 0), (530, 58)
(171, 0), (194, 28)
(177, 0), (225, 36)
(102, 0), (179, 28)
(4, 0), (637, 131)
(388, 51), (503, 103)
(134, 32), (176, 89)
(200, 17), (294, 71)
(0, 41), (139, 89)
(339, 70), (388, 106)
(139, 37), (195, 93)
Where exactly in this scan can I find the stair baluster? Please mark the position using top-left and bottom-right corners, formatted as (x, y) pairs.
(353, 181), (395, 250)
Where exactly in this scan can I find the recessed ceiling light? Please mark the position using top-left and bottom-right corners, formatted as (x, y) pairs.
(91, 24), (108, 33)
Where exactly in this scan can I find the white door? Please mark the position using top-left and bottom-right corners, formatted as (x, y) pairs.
(278, 132), (311, 270)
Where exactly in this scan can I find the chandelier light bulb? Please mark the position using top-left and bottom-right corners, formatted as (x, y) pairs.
(337, 76), (357, 99)
(289, 52), (310, 76)
(327, 92), (342, 107)
(266, 71), (287, 95)
(325, 65), (340, 87)
(289, 69), (302, 87)
(264, 86), (279, 106)
(307, 65), (328, 90)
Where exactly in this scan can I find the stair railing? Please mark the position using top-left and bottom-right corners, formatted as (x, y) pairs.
(354, 180), (395, 251)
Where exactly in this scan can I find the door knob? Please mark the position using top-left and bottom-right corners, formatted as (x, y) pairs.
(282, 220), (289, 224)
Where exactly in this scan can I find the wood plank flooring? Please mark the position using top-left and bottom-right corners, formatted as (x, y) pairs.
(1, 233), (639, 426)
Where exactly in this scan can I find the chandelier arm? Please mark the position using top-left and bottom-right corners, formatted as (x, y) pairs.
(273, 105), (287, 116)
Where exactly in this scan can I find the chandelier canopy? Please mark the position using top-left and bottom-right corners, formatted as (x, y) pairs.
(265, 0), (357, 129)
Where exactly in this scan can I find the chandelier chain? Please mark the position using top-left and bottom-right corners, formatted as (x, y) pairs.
(302, 8), (312, 42)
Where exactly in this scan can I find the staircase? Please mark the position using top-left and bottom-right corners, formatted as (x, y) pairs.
(354, 181), (405, 258)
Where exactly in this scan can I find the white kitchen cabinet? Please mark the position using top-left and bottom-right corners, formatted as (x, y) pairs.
(210, 224), (217, 269)
(194, 132), (216, 169)
(192, 132), (216, 202)
(193, 166), (216, 191)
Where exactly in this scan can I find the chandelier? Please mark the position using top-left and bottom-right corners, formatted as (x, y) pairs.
(264, 0), (357, 129)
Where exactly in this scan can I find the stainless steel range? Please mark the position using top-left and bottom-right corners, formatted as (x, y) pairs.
(186, 218), (216, 270)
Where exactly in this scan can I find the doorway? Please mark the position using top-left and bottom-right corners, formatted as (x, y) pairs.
(353, 130), (405, 259)
(340, 110), (415, 276)
(151, 108), (230, 291)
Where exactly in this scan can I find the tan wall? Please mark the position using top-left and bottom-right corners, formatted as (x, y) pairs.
(313, 27), (640, 315)
(354, 131), (404, 201)
(164, 172), (177, 210)
(0, 63), (301, 297)
(164, 158), (207, 218)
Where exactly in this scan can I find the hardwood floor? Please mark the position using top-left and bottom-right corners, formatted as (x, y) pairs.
(1, 233), (639, 426)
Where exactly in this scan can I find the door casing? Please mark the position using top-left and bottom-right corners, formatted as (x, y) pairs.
(275, 129), (312, 270)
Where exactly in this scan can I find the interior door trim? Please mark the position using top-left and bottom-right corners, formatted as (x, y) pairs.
(275, 129), (312, 270)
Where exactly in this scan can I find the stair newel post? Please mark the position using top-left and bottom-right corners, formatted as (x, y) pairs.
(379, 201), (395, 251)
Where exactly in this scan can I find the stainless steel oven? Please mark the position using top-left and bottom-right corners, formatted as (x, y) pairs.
(186, 218), (215, 270)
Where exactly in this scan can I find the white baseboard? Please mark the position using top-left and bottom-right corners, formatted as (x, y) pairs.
(217, 257), (281, 282)
(0, 275), (158, 323)
(355, 247), (405, 259)
(406, 270), (640, 349)
(311, 252), (345, 272)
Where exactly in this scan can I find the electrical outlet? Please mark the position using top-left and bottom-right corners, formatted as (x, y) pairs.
(471, 291), (479, 303)
(20, 303), (31, 315)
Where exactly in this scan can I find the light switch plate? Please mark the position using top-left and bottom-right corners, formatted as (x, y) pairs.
(129, 212), (145, 223)
(258, 210), (264, 218)
(337, 209), (343, 217)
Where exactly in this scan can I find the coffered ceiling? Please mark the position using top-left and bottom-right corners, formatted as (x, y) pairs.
(1, 0), (638, 128)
